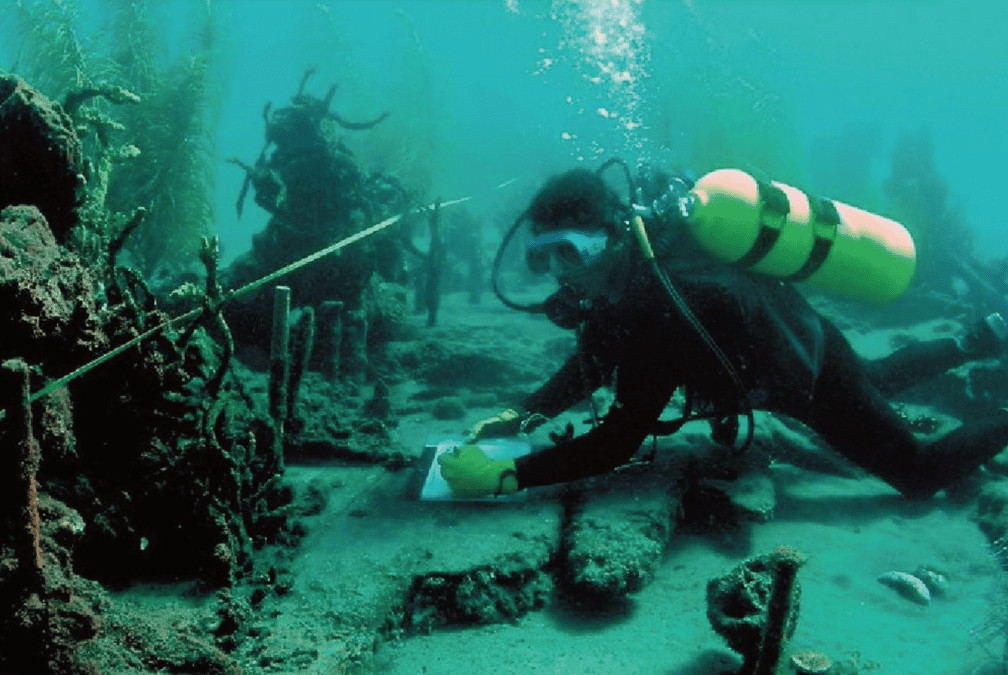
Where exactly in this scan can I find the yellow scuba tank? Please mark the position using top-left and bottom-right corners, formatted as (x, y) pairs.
(684, 168), (916, 302)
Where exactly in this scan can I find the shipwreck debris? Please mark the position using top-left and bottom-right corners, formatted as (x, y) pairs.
(706, 546), (806, 674)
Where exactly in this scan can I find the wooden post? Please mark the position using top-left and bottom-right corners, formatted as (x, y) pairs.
(425, 198), (444, 327)
(0, 358), (48, 671)
(286, 307), (315, 429)
(753, 546), (807, 675)
(0, 359), (44, 592)
(341, 308), (368, 384)
(317, 300), (344, 383)
(268, 286), (291, 468)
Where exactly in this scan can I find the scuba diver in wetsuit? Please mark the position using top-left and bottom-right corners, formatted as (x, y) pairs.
(438, 161), (1008, 500)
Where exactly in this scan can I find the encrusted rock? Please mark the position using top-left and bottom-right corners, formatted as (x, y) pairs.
(0, 75), (84, 243)
(706, 551), (801, 666)
(561, 458), (681, 599)
(0, 205), (106, 374)
(790, 649), (833, 675)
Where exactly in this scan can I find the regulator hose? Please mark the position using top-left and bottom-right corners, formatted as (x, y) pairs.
(630, 215), (755, 452)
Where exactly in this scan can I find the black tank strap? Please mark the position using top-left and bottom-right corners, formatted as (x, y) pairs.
(735, 179), (790, 269)
(788, 196), (839, 282)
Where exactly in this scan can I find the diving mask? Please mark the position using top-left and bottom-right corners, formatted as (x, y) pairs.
(525, 229), (609, 275)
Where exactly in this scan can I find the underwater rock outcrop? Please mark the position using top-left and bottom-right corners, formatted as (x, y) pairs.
(62, 290), (290, 587)
(0, 359), (103, 675)
(0, 77), (290, 589)
(0, 205), (107, 375)
(0, 73), (300, 671)
(224, 70), (407, 378)
(0, 74), (84, 244)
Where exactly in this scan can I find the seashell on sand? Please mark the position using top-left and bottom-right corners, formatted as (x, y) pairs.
(913, 565), (949, 598)
(877, 571), (930, 605)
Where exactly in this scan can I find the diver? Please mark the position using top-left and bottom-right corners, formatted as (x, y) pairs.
(438, 162), (1008, 500)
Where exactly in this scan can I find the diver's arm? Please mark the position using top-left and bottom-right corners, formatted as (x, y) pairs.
(519, 352), (603, 420)
(465, 355), (598, 443)
(515, 358), (678, 488)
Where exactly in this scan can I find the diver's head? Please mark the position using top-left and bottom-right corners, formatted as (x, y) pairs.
(524, 168), (633, 302)
(527, 168), (623, 235)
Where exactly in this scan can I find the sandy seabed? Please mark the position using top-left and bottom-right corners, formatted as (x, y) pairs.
(375, 468), (1000, 675)
(356, 294), (1004, 675)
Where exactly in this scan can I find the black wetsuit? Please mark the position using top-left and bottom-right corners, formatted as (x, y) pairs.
(513, 226), (1008, 499)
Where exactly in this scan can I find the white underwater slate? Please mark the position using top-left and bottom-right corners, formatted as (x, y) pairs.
(419, 436), (533, 501)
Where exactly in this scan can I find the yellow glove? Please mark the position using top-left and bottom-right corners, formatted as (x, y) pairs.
(437, 445), (518, 498)
(465, 409), (523, 442)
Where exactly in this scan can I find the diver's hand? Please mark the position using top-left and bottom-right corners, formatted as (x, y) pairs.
(465, 409), (523, 442)
(465, 408), (550, 442)
(437, 445), (518, 498)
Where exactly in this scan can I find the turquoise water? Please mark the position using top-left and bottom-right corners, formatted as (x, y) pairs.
(3, 2), (1007, 672)
(5, 0), (1004, 264)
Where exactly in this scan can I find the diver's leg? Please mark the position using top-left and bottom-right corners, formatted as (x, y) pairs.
(914, 411), (1008, 496)
(862, 312), (1008, 397)
(861, 337), (964, 397)
(802, 324), (1008, 499)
